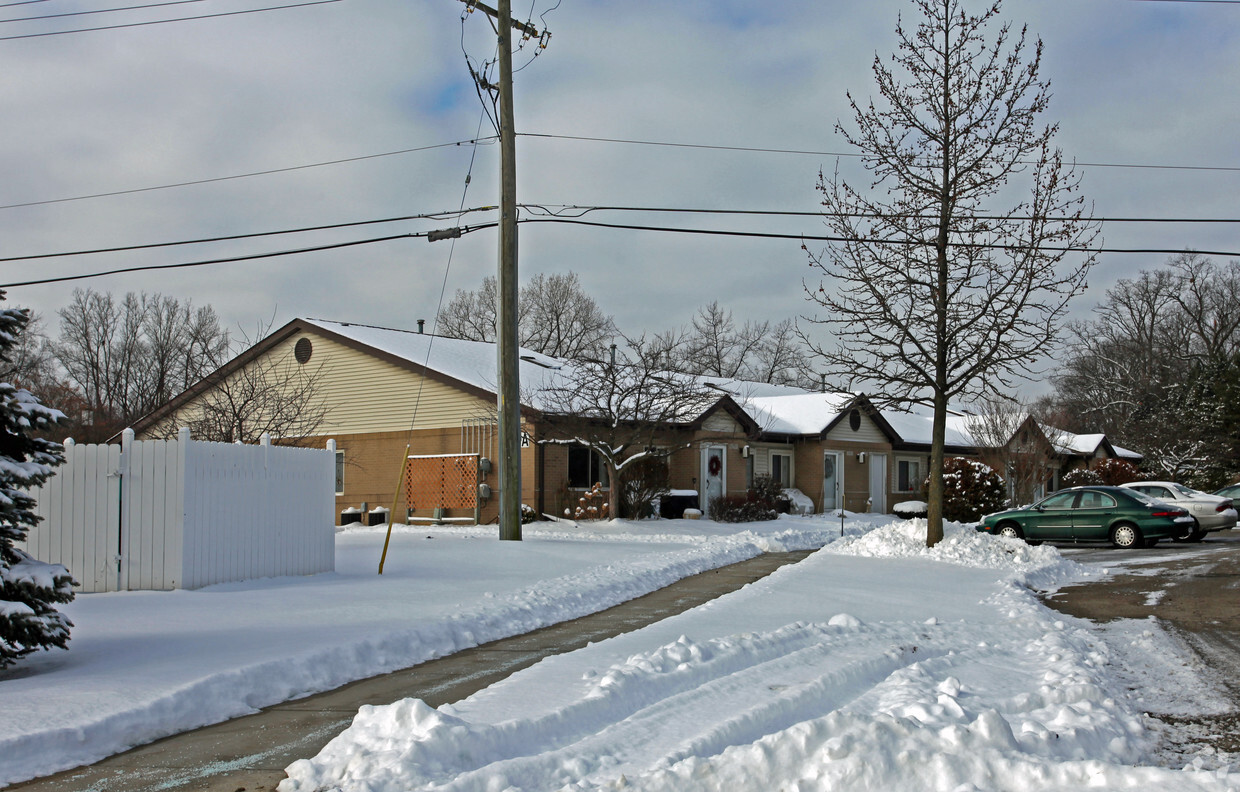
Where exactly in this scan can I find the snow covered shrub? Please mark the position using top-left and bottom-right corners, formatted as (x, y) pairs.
(1061, 467), (1102, 488)
(520, 503), (538, 524)
(931, 457), (1006, 523)
(619, 456), (669, 519)
(1094, 458), (1140, 486)
(893, 500), (929, 518)
(0, 299), (75, 669)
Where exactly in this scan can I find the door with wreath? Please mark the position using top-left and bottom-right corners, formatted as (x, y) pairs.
(701, 446), (726, 513)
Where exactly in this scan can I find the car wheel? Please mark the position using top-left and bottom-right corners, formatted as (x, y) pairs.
(996, 522), (1024, 541)
(1110, 522), (1143, 549)
(1174, 518), (1206, 543)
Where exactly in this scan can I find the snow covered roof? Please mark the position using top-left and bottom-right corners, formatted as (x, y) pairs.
(1057, 432), (1107, 455)
(876, 408), (979, 448)
(304, 318), (566, 403)
(743, 392), (857, 435)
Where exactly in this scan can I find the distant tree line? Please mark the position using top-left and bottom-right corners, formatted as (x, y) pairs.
(1039, 252), (1240, 487)
(437, 272), (816, 389)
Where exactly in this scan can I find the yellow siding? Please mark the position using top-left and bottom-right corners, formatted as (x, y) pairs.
(825, 410), (886, 444)
(159, 329), (495, 438)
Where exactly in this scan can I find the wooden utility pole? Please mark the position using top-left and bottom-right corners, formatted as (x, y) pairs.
(495, 0), (521, 541)
(458, 0), (546, 541)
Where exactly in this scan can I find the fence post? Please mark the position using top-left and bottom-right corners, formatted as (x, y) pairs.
(118, 428), (135, 591)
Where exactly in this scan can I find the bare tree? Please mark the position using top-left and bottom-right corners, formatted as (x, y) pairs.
(802, 0), (1098, 546)
(52, 289), (230, 440)
(149, 322), (329, 445)
(536, 334), (718, 519)
(1050, 254), (1240, 485)
(437, 272), (615, 360)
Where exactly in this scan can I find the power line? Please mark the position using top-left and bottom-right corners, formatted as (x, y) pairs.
(521, 203), (1240, 224)
(7, 202), (1240, 265)
(0, 0), (340, 41)
(0, 137), (497, 211)
(0, 224), (498, 288)
(0, 206), (497, 263)
(0, 0), (205, 24)
(518, 132), (1240, 174)
(516, 216), (1240, 258)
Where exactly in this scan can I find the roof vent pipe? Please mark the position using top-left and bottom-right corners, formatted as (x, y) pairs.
(417, 319), (425, 334)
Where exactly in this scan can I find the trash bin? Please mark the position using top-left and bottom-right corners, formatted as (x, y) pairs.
(660, 489), (700, 519)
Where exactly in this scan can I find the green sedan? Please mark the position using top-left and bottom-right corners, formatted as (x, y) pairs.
(976, 485), (1194, 548)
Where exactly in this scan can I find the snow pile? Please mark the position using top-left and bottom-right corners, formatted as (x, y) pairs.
(280, 521), (1237, 792)
(826, 517), (1082, 586)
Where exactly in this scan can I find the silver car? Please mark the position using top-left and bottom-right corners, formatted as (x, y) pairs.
(1120, 481), (1238, 541)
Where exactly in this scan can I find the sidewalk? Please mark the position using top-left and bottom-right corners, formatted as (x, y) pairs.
(10, 551), (812, 792)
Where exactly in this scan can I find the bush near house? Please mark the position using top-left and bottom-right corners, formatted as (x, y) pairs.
(928, 457), (1007, 523)
(1061, 468), (1103, 488)
(1094, 458), (1140, 486)
(709, 476), (785, 523)
(620, 457), (670, 519)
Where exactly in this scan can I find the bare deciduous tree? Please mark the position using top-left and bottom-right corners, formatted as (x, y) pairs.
(149, 322), (330, 445)
(1050, 253), (1240, 486)
(803, 0), (1098, 546)
(52, 289), (230, 440)
(438, 272), (615, 360)
(536, 334), (718, 519)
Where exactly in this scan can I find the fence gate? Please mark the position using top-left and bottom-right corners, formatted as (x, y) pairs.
(405, 453), (480, 524)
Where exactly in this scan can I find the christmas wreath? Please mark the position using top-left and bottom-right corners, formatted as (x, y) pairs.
(708, 456), (722, 476)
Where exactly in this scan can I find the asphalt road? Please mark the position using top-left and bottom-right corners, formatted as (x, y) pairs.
(1043, 529), (1240, 758)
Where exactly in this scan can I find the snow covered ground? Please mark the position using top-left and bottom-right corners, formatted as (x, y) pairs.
(4, 514), (1240, 790)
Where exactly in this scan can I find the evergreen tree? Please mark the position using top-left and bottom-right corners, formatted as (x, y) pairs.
(0, 295), (74, 669)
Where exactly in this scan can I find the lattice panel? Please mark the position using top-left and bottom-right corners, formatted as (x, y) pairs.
(406, 454), (478, 510)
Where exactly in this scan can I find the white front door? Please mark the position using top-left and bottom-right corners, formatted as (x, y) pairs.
(868, 453), (887, 512)
(823, 452), (843, 513)
(702, 446), (726, 509)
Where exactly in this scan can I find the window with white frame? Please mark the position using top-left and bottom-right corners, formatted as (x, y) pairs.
(567, 444), (610, 489)
(896, 458), (921, 493)
(334, 450), (345, 496)
(770, 452), (792, 487)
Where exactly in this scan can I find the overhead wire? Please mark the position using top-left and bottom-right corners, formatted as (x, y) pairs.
(0, 223), (498, 288)
(0, 0), (206, 24)
(515, 216), (1240, 259)
(516, 132), (1240, 174)
(0, 206), (497, 263)
(0, 137), (497, 211)
(0, 0), (340, 41)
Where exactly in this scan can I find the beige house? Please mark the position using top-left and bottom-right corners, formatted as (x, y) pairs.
(132, 319), (1141, 522)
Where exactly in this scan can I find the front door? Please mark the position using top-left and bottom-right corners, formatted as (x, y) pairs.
(701, 446), (726, 510)
(823, 452), (842, 513)
(868, 453), (887, 512)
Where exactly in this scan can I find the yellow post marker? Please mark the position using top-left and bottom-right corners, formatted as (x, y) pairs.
(378, 446), (411, 575)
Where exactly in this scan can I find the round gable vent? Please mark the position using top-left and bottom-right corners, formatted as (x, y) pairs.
(294, 337), (313, 364)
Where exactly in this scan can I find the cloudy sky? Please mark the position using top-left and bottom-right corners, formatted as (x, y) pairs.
(1, 0), (1237, 385)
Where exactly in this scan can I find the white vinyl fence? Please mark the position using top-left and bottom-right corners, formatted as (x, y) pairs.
(20, 429), (336, 592)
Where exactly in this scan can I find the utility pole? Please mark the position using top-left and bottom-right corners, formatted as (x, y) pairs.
(458, 0), (547, 541)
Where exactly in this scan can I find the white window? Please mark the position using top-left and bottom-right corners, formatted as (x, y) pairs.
(770, 453), (792, 487)
(896, 459), (921, 493)
(334, 450), (345, 496)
